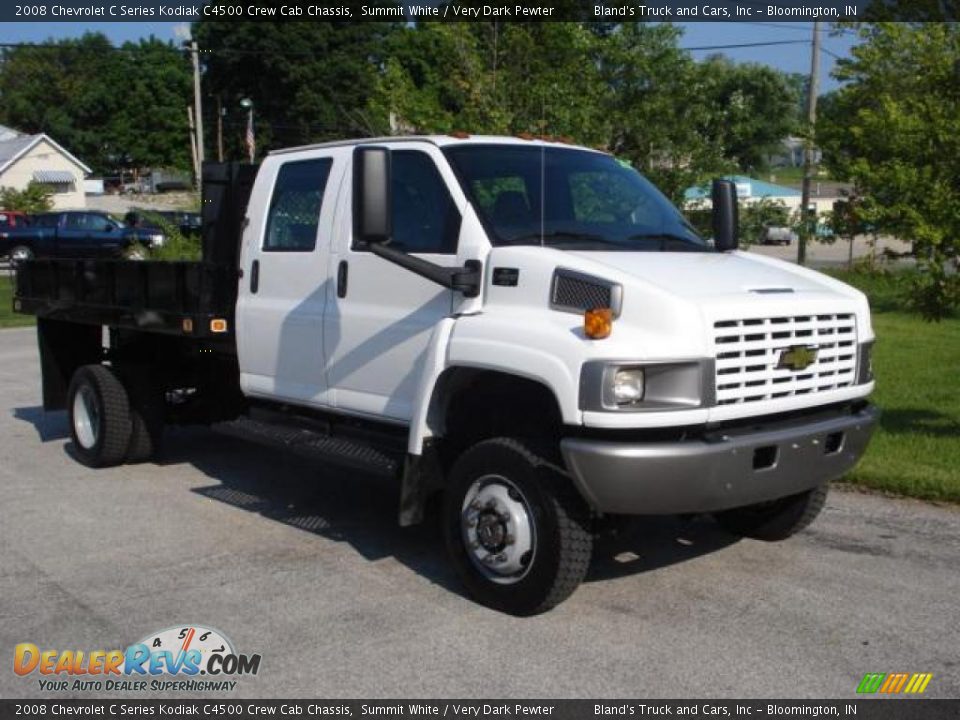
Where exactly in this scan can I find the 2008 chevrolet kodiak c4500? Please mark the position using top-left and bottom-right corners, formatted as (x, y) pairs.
(13, 136), (878, 615)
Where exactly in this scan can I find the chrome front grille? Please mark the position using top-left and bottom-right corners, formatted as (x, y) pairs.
(712, 314), (857, 405)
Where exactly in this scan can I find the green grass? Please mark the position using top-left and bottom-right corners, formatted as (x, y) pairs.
(829, 269), (960, 502)
(0, 274), (34, 328)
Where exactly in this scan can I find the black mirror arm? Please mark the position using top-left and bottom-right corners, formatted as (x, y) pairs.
(369, 242), (481, 298)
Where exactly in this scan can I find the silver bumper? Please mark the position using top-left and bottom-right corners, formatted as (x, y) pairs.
(560, 404), (879, 515)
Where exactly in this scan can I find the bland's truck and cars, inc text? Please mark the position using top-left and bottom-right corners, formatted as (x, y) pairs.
(13, 135), (877, 615)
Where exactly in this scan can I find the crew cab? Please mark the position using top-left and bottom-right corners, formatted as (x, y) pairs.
(1, 210), (164, 264)
(13, 136), (877, 615)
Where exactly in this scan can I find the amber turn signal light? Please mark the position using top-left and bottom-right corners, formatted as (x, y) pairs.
(584, 308), (613, 339)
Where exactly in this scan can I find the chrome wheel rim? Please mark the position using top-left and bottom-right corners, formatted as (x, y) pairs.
(10, 247), (32, 263)
(73, 385), (100, 449)
(461, 474), (536, 585)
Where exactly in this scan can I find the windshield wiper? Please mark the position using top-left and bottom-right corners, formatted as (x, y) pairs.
(625, 232), (707, 250)
(503, 231), (623, 248)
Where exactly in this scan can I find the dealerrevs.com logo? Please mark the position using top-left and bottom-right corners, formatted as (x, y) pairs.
(14, 625), (261, 693)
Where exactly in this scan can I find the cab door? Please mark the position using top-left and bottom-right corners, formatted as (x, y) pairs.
(323, 143), (466, 422)
(236, 150), (346, 406)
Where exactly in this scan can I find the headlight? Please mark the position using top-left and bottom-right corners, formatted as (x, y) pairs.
(150, 233), (165, 246)
(612, 368), (645, 407)
(581, 360), (711, 412)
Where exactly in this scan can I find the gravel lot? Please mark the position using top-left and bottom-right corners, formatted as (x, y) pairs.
(1, 326), (957, 699)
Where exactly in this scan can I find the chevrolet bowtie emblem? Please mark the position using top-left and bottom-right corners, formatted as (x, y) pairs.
(777, 345), (818, 371)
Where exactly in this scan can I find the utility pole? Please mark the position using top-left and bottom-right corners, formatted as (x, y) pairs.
(187, 106), (199, 184)
(216, 96), (224, 162)
(189, 40), (205, 182)
(798, 20), (821, 266)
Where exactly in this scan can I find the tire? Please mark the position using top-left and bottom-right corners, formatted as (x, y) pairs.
(714, 483), (829, 541)
(120, 368), (165, 463)
(67, 365), (133, 468)
(9, 245), (33, 265)
(443, 437), (593, 615)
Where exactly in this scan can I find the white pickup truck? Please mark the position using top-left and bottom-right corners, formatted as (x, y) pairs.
(14, 135), (877, 615)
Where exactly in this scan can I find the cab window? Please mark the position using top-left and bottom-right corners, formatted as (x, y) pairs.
(353, 151), (460, 255)
(264, 158), (333, 252)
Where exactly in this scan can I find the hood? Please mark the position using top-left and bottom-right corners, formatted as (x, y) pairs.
(566, 250), (833, 300)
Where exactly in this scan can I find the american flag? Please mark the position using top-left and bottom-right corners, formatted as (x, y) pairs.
(245, 110), (255, 163)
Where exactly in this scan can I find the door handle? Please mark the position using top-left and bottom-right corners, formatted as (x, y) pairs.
(250, 260), (260, 294)
(337, 260), (348, 298)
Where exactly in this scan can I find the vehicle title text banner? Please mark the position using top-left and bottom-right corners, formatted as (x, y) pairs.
(4, 0), (950, 23)
(1, 700), (960, 720)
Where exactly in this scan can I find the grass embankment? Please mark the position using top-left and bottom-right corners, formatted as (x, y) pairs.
(0, 274), (34, 328)
(827, 270), (960, 503)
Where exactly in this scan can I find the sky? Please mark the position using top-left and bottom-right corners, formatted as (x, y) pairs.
(0, 20), (859, 92)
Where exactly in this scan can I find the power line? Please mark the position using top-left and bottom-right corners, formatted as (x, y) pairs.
(683, 40), (810, 50)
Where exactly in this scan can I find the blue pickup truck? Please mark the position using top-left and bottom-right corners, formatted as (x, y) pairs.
(0, 210), (165, 263)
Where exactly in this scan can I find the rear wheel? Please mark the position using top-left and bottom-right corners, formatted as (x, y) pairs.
(714, 483), (829, 541)
(120, 368), (165, 463)
(443, 437), (593, 615)
(67, 365), (133, 468)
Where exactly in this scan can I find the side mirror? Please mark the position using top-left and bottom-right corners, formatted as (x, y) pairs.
(353, 146), (392, 245)
(711, 179), (739, 252)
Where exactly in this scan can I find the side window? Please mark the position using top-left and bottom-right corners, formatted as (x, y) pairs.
(35, 214), (59, 228)
(264, 158), (333, 252)
(88, 214), (113, 232)
(65, 214), (86, 230)
(354, 151), (460, 254)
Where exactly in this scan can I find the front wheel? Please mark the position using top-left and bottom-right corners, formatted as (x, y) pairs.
(713, 483), (829, 541)
(443, 437), (593, 616)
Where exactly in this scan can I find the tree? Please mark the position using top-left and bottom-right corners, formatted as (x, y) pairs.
(0, 182), (53, 213)
(0, 34), (192, 173)
(697, 56), (801, 174)
(817, 23), (960, 319)
(368, 22), (607, 143)
(599, 23), (726, 203)
(192, 21), (399, 154)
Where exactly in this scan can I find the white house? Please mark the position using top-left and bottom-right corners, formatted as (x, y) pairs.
(0, 125), (91, 209)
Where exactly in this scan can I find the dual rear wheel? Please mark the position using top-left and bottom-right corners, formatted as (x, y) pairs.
(67, 364), (163, 467)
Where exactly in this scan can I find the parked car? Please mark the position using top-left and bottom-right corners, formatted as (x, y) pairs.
(13, 138), (877, 615)
(0, 210), (30, 229)
(125, 209), (202, 238)
(759, 225), (798, 245)
(0, 210), (164, 263)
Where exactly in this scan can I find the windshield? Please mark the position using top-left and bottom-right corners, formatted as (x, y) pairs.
(444, 145), (707, 251)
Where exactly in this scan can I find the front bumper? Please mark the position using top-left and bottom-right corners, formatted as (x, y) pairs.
(560, 403), (879, 515)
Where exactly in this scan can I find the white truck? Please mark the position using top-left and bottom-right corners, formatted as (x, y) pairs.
(14, 136), (878, 615)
